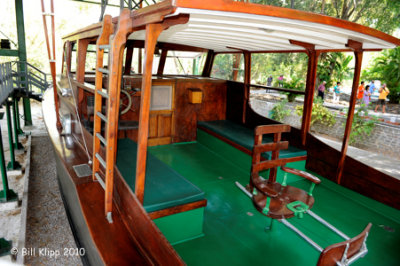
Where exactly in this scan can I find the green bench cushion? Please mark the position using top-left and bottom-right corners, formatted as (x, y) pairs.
(116, 138), (205, 213)
(197, 120), (306, 159)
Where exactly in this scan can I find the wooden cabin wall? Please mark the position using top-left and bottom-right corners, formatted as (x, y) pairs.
(306, 135), (400, 210)
(112, 77), (227, 143)
(174, 79), (227, 143)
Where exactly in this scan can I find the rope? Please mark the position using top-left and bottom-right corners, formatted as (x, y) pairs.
(65, 69), (92, 164)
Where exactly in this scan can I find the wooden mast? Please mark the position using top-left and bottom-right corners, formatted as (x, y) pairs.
(289, 40), (319, 146)
(40, 0), (61, 130)
(336, 40), (363, 184)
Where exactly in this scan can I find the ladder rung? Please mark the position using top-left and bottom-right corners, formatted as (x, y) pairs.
(95, 153), (106, 169)
(94, 173), (106, 190)
(96, 89), (109, 99)
(96, 112), (108, 123)
(96, 133), (107, 146)
(98, 68), (109, 74)
(99, 44), (110, 50)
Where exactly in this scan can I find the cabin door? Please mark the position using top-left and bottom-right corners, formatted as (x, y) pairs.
(148, 82), (174, 146)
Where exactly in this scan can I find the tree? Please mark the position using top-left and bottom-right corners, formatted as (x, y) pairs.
(362, 47), (400, 103)
(247, 0), (400, 91)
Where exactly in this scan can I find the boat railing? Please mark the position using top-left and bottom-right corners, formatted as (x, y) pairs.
(0, 62), (14, 104)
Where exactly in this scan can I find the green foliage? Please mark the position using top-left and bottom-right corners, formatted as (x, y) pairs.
(362, 47), (400, 103)
(295, 98), (336, 126)
(212, 54), (245, 81)
(271, 99), (291, 121)
(249, 0), (400, 34)
(317, 53), (353, 88)
(281, 76), (305, 102)
(343, 105), (377, 144)
(251, 53), (308, 86)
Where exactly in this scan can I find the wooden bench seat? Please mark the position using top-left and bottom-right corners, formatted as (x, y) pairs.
(116, 138), (205, 213)
(198, 120), (306, 159)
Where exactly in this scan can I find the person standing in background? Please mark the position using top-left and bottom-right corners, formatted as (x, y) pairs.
(317, 81), (326, 100)
(369, 80), (375, 94)
(362, 85), (371, 106)
(333, 81), (341, 103)
(375, 84), (390, 113)
(357, 81), (365, 104)
(267, 75), (273, 87)
(278, 75), (284, 87)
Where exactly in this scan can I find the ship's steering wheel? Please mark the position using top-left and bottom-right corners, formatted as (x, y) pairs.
(119, 89), (132, 115)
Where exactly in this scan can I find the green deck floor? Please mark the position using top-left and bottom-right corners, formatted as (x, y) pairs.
(148, 133), (400, 266)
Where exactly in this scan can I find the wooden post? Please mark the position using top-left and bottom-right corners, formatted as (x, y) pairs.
(124, 41), (134, 75)
(232, 53), (242, 81)
(105, 9), (132, 217)
(336, 40), (363, 184)
(289, 40), (319, 146)
(76, 39), (90, 108)
(201, 50), (215, 77)
(135, 23), (165, 203)
(242, 51), (251, 124)
(157, 49), (168, 76)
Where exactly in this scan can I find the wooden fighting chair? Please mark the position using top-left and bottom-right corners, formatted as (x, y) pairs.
(248, 124), (320, 218)
(236, 124), (371, 266)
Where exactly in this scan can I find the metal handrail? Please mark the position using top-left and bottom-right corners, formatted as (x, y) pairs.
(0, 61), (49, 104)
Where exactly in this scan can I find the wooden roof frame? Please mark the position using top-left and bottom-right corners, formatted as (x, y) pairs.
(63, 0), (400, 50)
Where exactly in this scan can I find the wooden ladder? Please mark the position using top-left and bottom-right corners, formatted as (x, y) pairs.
(92, 15), (115, 223)
(92, 10), (133, 223)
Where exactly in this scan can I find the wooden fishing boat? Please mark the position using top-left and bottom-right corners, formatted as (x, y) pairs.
(42, 0), (400, 265)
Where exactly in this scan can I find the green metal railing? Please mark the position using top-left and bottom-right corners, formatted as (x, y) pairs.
(11, 61), (50, 95)
(0, 62), (15, 105)
(0, 61), (48, 203)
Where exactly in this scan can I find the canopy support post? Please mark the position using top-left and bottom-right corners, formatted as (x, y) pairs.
(242, 51), (251, 124)
(124, 41), (134, 75)
(157, 49), (168, 76)
(290, 40), (319, 146)
(135, 23), (165, 203)
(336, 40), (363, 184)
(135, 14), (190, 204)
(201, 50), (215, 77)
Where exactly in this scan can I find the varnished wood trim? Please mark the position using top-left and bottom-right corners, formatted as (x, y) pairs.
(71, 80), (95, 93)
(255, 124), (290, 135)
(250, 84), (306, 95)
(148, 200), (207, 220)
(148, 137), (171, 146)
(253, 155), (308, 173)
(336, 47), (363, 184)
(198, 126), (252, 156)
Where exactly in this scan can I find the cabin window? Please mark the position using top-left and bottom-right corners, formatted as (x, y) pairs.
(124, 48), (145, 74)
(250, 53), (308, 87)
(62, 44), (68, 75)
(211, 53), (244, 81)
(150, 85), (173, 110)
(163, 51), (206, 75)
(70, 43), (77, 73)
(85, 44), (97, 73)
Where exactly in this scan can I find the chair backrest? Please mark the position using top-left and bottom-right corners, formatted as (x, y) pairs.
(251, 124), (290, 184)
(317, 223), (372, 266)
